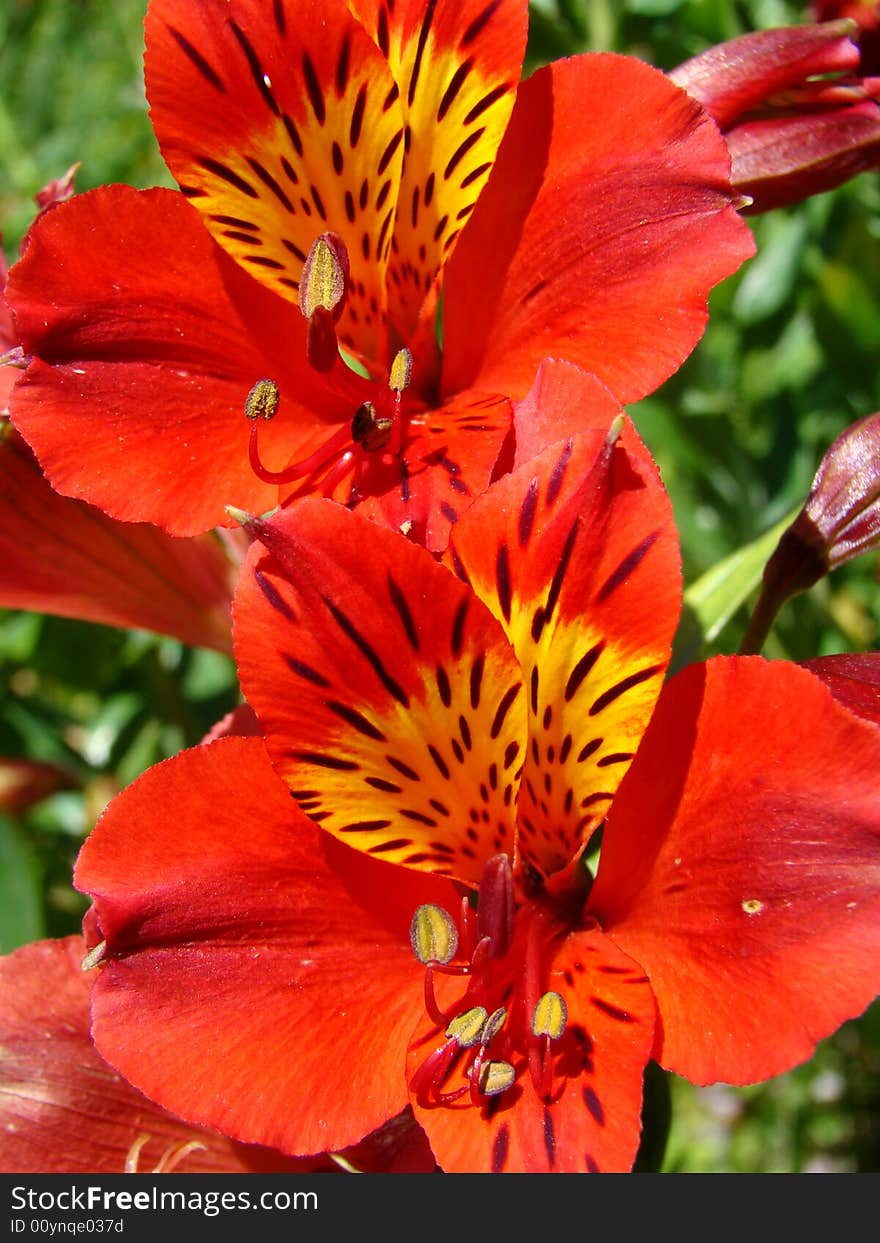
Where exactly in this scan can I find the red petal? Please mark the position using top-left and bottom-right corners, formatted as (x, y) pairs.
(75, 737), (458, 1155)
(200, 703), (263, 743)
(408, 927), (655, 1172)
(336, 1109), (436, 1172)
(442, 54), (755, 404)
(445, 423), (681, 876)
(0, 937), (317, 1173)
(591, 657), (880, 1085)
(802, 653), (880, 727)
(233, 501), (526, 885)
(0, 430), (234, 652)
(511, 359), (625, 470)
(7, 185), (342, 535)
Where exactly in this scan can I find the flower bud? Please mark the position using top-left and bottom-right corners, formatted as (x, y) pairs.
(784, 411), (880, 574)
(802, 652), (880, 726)
(811, 2), (880, 74)
(670, 21), (880, 211)
(741, 413), (880, 652)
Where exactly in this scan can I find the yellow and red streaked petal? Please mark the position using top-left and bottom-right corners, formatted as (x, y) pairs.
(330, 387), (511, 553)
(445, 424), (681, 877)
(233, 500), (527, 886)
(591, 657), (880, 1086)
(74, 737), (458, 1157)
(0, 431), (235, 654)
(0, 937), (320, 1173)
(146, 0), (405, 363)
(407, 925), (655, 1173)
(349, 0), (528, 347)
(441, 53), (756, 405)
(6, 186), (343, 536)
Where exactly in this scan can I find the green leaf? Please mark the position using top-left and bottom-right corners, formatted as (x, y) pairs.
(732, 214), (807, 326)
(0, 813), (45, 951)
(626, 0), (683, 14)
(676, 507), (799, 663)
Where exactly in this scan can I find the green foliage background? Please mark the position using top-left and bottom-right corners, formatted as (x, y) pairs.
(1, 0), (878, 1172)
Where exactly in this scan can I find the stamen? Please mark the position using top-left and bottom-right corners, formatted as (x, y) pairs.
(351, 401), (393, 452)
(532, 991), (568, 1040)
(299, 233), (350, 372)
(389, 348), (413, 394)
(478, 1060), (516, 1097)
(248, 417), (351, 485)
(299, 234), (349, 321)
(467, 1006), (508, 1105)
(125, 1134), (208, 1174)
(482, 1006), (507, 1044)
(318, 447), (358, 500)
(410, 904), (459, 966)
(446, 1006), (489, 1048)
(124, 1134), (150, 1173)
(410, 1039), (469, 1107)
(154, 1141), (207, 1174)
(81, 940), (106, 972)
(386, 347), (412, 458)
(605, 413), (626, 446)
(529, 990), (568, 1102)
(244, 378), (280, 421)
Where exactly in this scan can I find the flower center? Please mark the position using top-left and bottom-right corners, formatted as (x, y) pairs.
(245, 232), (418, 503)
(407, 854), (571, 1110)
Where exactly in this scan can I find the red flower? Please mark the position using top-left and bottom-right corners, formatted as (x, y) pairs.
(0, 937), (316, 1172)
(0, 427), (237, 653)
(0, 936), (435, 1173)
(74, 371), (880, 1172)
(670, 21), (880, 212)
(6, 0), (752, 549)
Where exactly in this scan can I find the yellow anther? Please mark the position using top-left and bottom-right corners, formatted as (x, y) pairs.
(81, 940), (107, 972)
(605, 413), (625, 447)
(299, 234), (348, 319)
(351, 401), (393, 452)
(410, 904), (458, 966)
(389, 348), (413, 394)
(244, 378), (280, 421)
(481, 1007), (507, 1044)
(478, 1060), (516, 1097)
(446, 1006), (489, 1049)
(531, 990), (568, 1040)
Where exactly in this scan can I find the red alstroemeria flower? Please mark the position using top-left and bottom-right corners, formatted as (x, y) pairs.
(7, 0), (752, 549)
(0, 936), (435, 1173)
(0, 937), (315, 1173)
(74, 373), (880, 1172)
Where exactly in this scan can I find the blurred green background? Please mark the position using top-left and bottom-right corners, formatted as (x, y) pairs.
(1, 0), (878, 1172)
